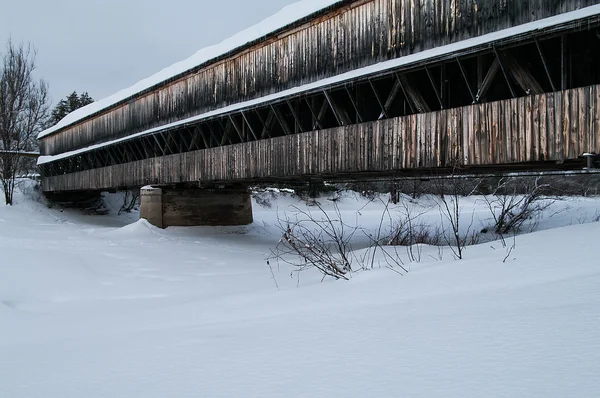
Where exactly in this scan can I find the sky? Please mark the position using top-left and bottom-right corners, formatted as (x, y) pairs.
(0, 0), (297, 105)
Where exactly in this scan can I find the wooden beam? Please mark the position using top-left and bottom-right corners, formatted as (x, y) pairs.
(380, 78), (402, 119)
(256, 108), (275, 138)
(475, 58), (500, 102)
(194, 125), (210, 150)
(425, 65), (444, 109)
(368, 79), (388, 119)
(286, 99), (304, 133)
(535, 38), (557, 92)
(502, 52), (544, 95)
(456, 57), (476, 103)
(218, 119), (234, 146)
(205, 122), (221, 147)
(398, 74), (430, 113)
(396, 73), (415, 114)
(241, 111), (259, 141)
(271, 104), (292, 135)
(316, 96), (329, 125)
(344, 85), (364, 123)
(304, 97), (324, 129)
(228, 115), (245, 142)
(493, 46), (516, 98)
(323, 89), (350, 126)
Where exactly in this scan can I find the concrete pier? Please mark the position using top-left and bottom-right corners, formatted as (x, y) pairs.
(140, 186), (253, 228)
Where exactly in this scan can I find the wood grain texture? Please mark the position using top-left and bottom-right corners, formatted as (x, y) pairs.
(40, 0), (600, 157)
(42, 84), (600, 192)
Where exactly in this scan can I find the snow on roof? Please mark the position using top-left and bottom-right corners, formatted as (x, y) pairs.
(37, 0), (344, 140)
(37, 4), (600, 167)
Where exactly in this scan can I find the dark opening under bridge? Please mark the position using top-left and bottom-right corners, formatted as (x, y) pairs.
(38, 0), (600, 226)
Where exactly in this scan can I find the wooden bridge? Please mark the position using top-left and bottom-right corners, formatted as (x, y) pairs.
(37, 0), (600, 226)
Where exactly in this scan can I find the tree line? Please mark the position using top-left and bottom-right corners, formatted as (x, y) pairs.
(0, 39), (93, 205)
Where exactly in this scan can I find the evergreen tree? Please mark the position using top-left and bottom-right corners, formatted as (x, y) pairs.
(48, 91), (94, 127)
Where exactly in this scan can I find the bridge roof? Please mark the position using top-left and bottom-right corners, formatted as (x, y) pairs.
(38, 0), (346, 140)
(37, 4), (600, 167)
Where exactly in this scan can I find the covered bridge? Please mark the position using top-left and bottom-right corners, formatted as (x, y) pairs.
(37, 0), (600, 226)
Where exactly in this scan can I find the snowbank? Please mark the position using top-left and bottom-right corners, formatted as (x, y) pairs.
(1, 185), (599, 397)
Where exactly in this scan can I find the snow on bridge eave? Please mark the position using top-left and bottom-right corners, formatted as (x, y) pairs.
(37, 0), (348, 141)
(37, 4), (600, 167)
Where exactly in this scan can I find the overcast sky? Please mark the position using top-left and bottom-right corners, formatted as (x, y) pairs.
(0, 0), (297, 105)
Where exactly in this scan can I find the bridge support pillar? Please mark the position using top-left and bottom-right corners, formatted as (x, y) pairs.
(140, 186), (164, 228)
(140, 186), (253, 228)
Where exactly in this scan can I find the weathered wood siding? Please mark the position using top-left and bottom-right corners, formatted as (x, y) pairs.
(40, 0), (600, 157)
(42, 84), (600, 192)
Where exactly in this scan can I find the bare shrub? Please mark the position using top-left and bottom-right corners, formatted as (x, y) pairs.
(433, 169), (479, 260)
(268, 202), (358, 281)
(359, 198), (409, 272)
(483, 176), (554, 235)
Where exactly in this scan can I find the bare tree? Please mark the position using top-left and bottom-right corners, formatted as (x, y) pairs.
(0, 39), (49, 205)
(119, 189), (141, 214)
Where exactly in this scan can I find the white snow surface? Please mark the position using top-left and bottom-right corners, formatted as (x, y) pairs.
(37, 3), (600, 165)
(37, 0), (342, 139)
(1, 182), (600, 397)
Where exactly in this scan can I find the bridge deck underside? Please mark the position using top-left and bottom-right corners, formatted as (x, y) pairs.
(41, 83), (600, 192)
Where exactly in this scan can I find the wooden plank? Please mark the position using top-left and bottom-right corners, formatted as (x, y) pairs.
(539, 93), (547, 161)
(526, 95), (534, 162)
(594, 85), (600, 153)
(562, 90), (570, 160)
(579, 87), (588, 157)
(570, 88), (579, 159)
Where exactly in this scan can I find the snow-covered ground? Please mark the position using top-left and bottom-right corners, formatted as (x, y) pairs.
(1, 182), (599, 397)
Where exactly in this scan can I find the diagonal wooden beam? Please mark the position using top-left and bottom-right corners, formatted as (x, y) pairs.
(140, 137), (154, 158)
(425, 65), (444, 109)
(162, 131), (177, 155)
(228, 115), (245, 142)
(304, 97), (323, 130)
(316, 96), (329, 125)
(501, 52), (544, 95)
(128, 141), (145, 161)
(368, 79), (388, 119)
(194, 125), (209, 150)
(286, 99), (304, 133)
(475, 58), (500, 102)
(492, 46), (516, 98)
(324, 89), (351, 126)
(204, 122), (220, 147)
(396, 73), (415, 114)
(271, 104), (292, 135)
(241, 111), (259, 141)
(456, 57), (476, 103)
(379, 78), (402, 119)
(218, 119), (234, 146)
(398, 74), (431, 113)
(255, 108), (275, 138)
(152, 134), (167, 156)
(344, 85), (364, 123)
(534, 38), (557, 92)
